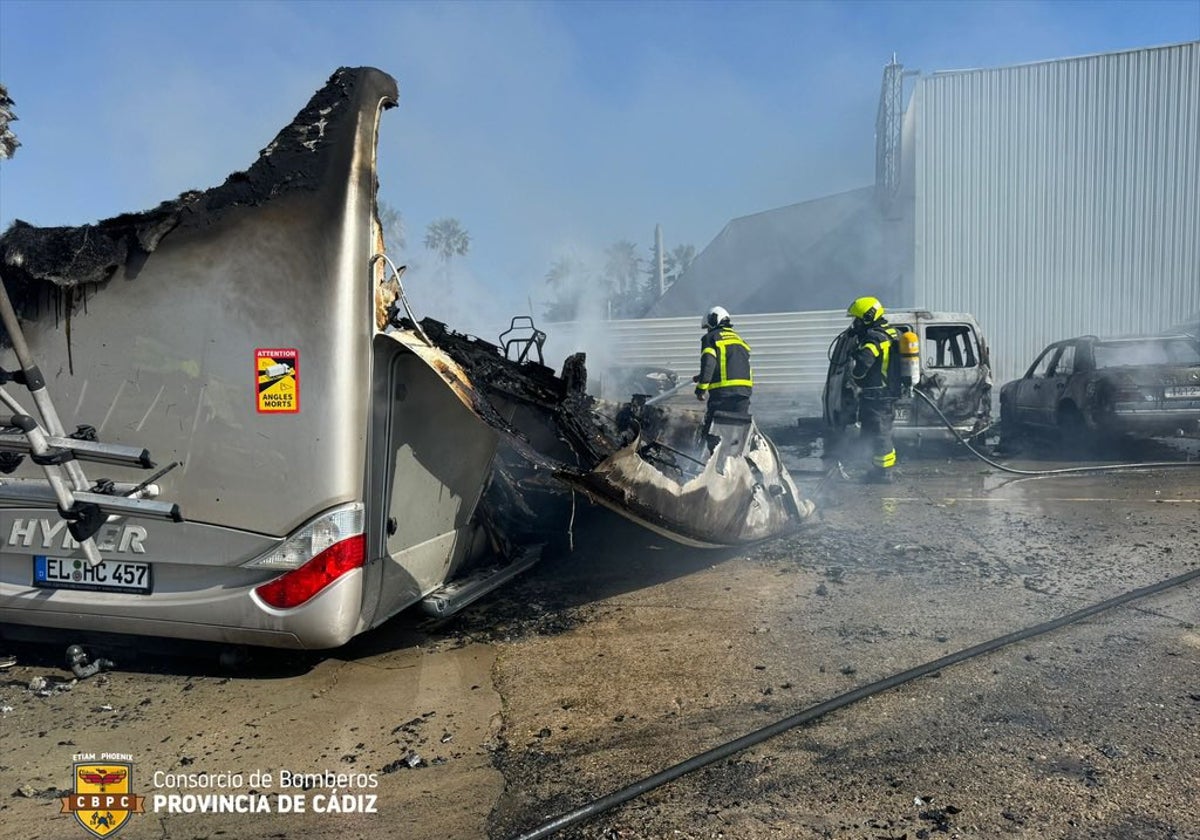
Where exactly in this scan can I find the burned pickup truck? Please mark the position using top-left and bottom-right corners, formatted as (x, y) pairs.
(0, 67), (812, 650)
(823, 310), (993, 447)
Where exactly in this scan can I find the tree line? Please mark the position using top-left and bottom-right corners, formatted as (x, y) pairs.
(377, 202), (696, 322)
(542, 239), (696, 322)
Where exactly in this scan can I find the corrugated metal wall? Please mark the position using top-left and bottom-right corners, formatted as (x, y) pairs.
(544, 309), (965, 422)
(913, 41), (1200, 389)
(544, 311), (850, 422)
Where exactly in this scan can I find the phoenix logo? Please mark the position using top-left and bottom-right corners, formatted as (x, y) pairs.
(77, 767), (128, 791)
(61, 762), (144, 838)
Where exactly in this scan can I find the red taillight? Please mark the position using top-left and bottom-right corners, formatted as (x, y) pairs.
(254, 534), (366, 610)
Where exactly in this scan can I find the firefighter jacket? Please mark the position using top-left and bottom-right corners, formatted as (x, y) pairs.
(697, 325), (753, 399)
(850, 321), (901, 399)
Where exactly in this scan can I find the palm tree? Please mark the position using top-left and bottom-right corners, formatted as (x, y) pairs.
(424, 218), (470, 265)
(423, 218), (470, 295)
(545, 255), (575, 291)
(604, 240), (641, 316)
(378, 202), (406, 253)
(0, 84), (19, 160)
(544, 255), (589, 321)
(665, 244), (696, 290)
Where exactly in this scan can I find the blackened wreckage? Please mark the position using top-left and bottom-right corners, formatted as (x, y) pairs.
(0, 67), (813, 648)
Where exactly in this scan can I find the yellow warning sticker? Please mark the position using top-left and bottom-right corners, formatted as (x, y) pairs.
(256, 348), (299, 413)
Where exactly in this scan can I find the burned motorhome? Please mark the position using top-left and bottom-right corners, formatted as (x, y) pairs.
(0, 67), (813, 649)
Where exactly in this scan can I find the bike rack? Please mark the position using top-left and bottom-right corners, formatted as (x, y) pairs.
(0, 277), (182, 566)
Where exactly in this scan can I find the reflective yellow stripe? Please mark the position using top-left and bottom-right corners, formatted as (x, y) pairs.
(714, 332), (752, 389)
(881, 327), (899, 381)
(873, 449), (897, 468)
(863, 331), (898, 380)
(718, 330), (750, 350)
(702, 347), (717, 357)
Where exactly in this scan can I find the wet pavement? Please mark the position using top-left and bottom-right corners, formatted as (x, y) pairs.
(2, 434), (1198, 839)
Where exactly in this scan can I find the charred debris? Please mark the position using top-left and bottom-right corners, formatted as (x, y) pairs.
(0, 65), (813, 551)
(0, 67), (396, 334)
(403, 314), (815, 547)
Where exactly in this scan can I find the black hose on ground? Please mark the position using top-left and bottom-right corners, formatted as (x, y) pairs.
(911, 387), (1200, 476)
(512, 565), (1200, 840)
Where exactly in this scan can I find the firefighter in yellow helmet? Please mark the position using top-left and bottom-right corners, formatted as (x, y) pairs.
(847, 296), (901, 483)
(694, 305), (753, 451)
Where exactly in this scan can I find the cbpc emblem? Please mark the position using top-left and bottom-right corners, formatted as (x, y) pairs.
(60, 762), (145, 837)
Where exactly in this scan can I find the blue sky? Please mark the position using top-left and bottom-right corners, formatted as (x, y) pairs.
(1, 0), (1197, 334)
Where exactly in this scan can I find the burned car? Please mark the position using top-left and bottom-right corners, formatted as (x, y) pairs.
(823, 310), (993, 446)
(1000, 334), (1200, 445)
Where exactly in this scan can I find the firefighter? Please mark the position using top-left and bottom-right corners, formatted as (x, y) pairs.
(847, 296), (901, 483)
(694, 306), (753, 451)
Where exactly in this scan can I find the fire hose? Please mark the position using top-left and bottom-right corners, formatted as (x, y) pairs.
(510, 390), (1199, 838)
(511, 564), (1200, 839)
(910, 388), (1200, 476)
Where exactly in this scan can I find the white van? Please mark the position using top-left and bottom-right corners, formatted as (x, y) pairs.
(822, 310), (993, 444)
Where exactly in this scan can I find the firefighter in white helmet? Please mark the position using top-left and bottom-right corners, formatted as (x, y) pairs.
(694, 306), (753, 451)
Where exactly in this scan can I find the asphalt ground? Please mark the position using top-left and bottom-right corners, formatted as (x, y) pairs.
(1, 433), (1198, 840)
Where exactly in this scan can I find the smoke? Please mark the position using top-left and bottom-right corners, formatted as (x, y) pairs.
(401, 257), (528, 345)
(1, 0), (1194, 355)
(1094, 338), (1200, 370)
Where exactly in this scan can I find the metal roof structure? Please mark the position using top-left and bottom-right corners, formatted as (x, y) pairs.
(644, 186), (906, 319)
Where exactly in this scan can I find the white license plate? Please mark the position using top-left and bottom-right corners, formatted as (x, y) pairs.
(33, 555), (152, 594)
(1165, 385), (1200, 399)
(894, 407), (911, 422)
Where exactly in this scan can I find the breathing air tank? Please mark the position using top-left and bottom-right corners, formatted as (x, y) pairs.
(899, 329), (921, 389)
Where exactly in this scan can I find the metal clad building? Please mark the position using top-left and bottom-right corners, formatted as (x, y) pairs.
(548, 42), (1198, 423)
(910, 41), (1200, 387)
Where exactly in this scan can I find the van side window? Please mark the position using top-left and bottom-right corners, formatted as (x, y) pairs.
(925, 324), (978, 368)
